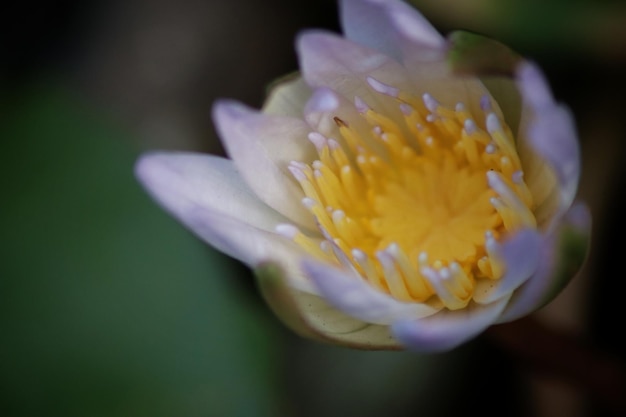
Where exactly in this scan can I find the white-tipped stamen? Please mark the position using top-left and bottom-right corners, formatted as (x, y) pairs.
(354, 96), (369, 114)
(275, 223), (299, 239)
(307, 132), (327, 151)
(486, 113), (502, 135)
(422, 93), (439, 113)
(366, 76), (400, 97)
(463, 119), (477, 135)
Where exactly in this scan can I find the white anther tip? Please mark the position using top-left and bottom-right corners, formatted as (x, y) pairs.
(440, 267), (451, 279)
(354, 96), (369, 114)
(352, 248), (366, 261)
(486, 113), (501, 134)
(422, 93), (439, 113)
(275, 224), (299, 239)
(418, 252), (428, 264)
(463, 119), (477, 135)
(400, 103), (413, 115)
(512, 170), (524, 184)
(366, 76), (399, 97)
(288, 165), (307, 181)
(307, 132), (327, 150)
(332, 210), (345, 223)
(386, 242), (400, 255)
(301, 197), (316, 208)
(455, 102), (466, 112)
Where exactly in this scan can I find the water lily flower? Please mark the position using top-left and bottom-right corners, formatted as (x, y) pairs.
(135, 0), (591, 352)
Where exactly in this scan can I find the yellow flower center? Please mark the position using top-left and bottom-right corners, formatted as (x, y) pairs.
(279, 80), (537, 310)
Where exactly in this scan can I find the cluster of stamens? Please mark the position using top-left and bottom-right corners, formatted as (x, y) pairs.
(276, 77), (537, 310)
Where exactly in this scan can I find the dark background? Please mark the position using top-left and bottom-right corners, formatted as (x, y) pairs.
(2, 0), (625, 416)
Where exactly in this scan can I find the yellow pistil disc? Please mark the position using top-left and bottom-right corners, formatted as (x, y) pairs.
(284, 86), (537, 310)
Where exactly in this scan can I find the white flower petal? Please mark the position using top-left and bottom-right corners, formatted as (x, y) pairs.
(516, 62), (580, 217)
(302, 259), (441, 325)
(135, 152), (287, 232)
(340, 0), (444, 61)
(186, 207), (315, 293)
(473, 229), (542, 304)
(391, 298), (509, 352)
(296, 30), (412, 116)
(212, 100), (318, 230)
(135, 152), (315, 291)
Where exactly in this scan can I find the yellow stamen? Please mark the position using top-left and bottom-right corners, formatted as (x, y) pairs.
(283, 89), (538, 310)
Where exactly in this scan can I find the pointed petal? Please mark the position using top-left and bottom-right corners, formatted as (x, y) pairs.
(296, 30), (412, 116)
(212, 100), (317, 230)
(498, 202), (591, 323)
(340, 0), (444, 61)
(183, 206), (316, 293)
(302, 260), (441, 325)
(135, 152), (287, 232)
(391, 298), (509, 352)
(474, 229), (542, 304)
(517, 62), (580, 213)
(135, 151), (316, 292)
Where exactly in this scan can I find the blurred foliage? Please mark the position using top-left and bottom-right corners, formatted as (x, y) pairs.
(0, 82), (284, 417)
(409, 0), (626, 63)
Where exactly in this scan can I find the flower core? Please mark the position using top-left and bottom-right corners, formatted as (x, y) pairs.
(279, 81), (537, 310)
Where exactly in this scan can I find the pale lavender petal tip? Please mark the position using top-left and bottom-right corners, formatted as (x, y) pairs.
(391, 299), (509, 352)
(516, 61), (555, 108)
(517, 61), (580, 208)
(302, 259), (439, 325)
(134, 151), (193, 217)
(474, 229), (542, 304)
(528, 105), (580, 205)
(340, 0), (444, 60)
(212, 99), (259, 131)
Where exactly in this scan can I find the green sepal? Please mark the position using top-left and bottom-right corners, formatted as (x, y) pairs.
(255, 261), (324, 342)
(254, 261), (403, 350)
(538, 220), (591, 309)
(447, 30), (523, 77)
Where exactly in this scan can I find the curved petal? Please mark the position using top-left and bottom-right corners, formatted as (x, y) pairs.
(498, 202), (591, 323)
(473, 229), (542, 304)
(183, 206), (316, 293)
(516, 62), (580, 215)
(340, 0), (444, 61)
(136, 152), (315, 291)
(212, 100), (317, 230)
(256, 262), (401, 350)
(302, 259), (441, 325)
(391, 297), (510, 352)
(135, 152), (287, 231)
(296, 30), (413, 118)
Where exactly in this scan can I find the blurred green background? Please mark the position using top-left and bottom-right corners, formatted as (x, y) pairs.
(2, 0), (625, 416)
